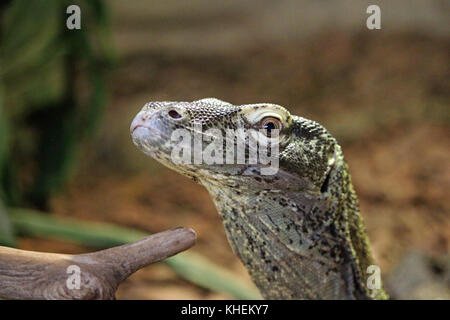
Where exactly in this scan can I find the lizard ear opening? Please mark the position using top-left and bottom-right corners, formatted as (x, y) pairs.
(320, 170), (331, 193)
(321, 154), (336, 193)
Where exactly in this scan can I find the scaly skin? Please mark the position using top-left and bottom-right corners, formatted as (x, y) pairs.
(130, 98), (388, 299)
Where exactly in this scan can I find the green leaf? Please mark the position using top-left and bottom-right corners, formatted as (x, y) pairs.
(0, 74), (15, 247)
(0, 202), (15, 247)
(9, 208), (261, 300)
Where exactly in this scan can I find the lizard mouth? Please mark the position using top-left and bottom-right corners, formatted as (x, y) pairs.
(131, 124), (146, 133)
(131, 123), (171, 141)
(130, 124), (151, 134)
(130, 110), (172, 140)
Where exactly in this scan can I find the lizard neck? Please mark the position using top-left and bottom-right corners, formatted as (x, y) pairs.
(202, 160), (387, 299)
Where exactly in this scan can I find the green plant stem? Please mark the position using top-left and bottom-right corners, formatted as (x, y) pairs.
(9, 208), (261, 300)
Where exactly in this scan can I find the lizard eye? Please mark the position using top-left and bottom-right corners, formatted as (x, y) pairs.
(260, 117), (282, 137)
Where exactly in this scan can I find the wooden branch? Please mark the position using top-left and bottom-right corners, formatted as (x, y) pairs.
(0, 227), (196, 300)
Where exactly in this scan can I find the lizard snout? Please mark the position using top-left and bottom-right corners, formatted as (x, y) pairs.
(130, 111), (151, 133)
(130, 107), (185, 134)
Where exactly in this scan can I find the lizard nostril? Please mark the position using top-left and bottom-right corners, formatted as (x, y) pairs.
(168, 109), (182, 119)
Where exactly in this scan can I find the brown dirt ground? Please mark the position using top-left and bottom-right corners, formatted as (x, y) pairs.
(19, 32), (449, 299)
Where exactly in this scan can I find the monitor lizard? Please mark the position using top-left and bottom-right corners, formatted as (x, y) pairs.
(130, 98), (388, 299)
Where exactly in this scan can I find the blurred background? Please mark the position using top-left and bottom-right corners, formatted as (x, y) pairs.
(0, 0), (449, 299)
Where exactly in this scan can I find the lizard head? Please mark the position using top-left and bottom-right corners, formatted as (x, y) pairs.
(131, 98), (382, 300)
(131, 98), (338, 195)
